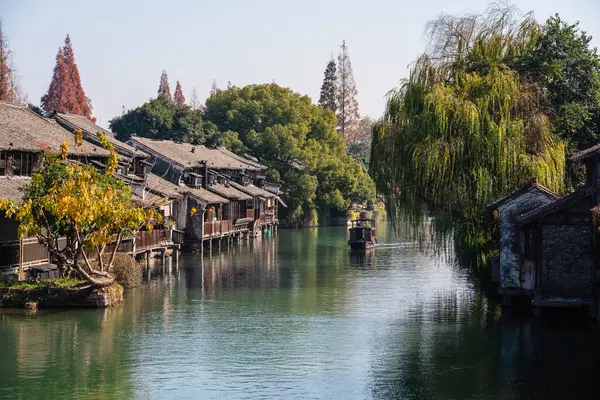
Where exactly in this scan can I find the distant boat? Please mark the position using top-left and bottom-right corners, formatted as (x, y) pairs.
(348, 216), (377, 250)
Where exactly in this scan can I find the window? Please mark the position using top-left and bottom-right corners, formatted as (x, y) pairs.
(0, 152), (6, 176)
(7, 152), (36, 176)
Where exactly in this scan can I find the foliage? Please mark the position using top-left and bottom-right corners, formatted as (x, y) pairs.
(173, 79), (185, 106)
(0, 20), (24, 104)
(221, 130), (247, 155)
(63, 35), (93, 120)
(0, 278), (85, 290)
(336, 40), (360, 137)
(514, 14), (600, 151)
(347, 116), (374, 165)
(204, 83), (375, 225)
(157, 69), (172, 101)
(108, 253), (141, 288)
(0, 138), (158, 286)
(109, 96), (223, 145)
(41, 35), (93, 121)
(0, 20), (11, 102)
(189, 86), (200, 110)
(369, 5), (566, 261)
(318, 58), (337, 113)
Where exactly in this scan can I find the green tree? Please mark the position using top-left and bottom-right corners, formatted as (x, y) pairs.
(109, 96), (222, 146)
(370, 5), (566, 262)
(205, 83), (375, 225)
(515, 14), (600, 151)
(318, 57), (337, 113)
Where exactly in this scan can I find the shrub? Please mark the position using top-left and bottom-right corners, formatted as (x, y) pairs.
(109, 253), (141, 288)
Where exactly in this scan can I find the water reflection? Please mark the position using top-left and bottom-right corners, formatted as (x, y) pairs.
(0, 225), (599, 399)
(0, 306), (136, 400)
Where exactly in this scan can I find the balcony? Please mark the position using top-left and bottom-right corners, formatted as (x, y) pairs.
(135, 230), (162, 252)
(258, 213), (275, 225)
(204, 220), (233, 238)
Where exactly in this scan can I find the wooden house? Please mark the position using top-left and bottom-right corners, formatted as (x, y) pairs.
(0, 102), (111, 275)
(50, 112), (201, 257)
(140, 172), (232, 242)
(127, 137), (283, 244)
(230, 181), (285, 231)
(51, 112), (151, 177)
(484, 181), (558, 304)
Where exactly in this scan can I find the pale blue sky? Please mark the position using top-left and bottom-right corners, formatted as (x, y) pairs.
(2, 0), (599, 127)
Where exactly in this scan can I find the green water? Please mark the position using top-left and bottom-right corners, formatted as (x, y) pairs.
(1, 225), (599, 399)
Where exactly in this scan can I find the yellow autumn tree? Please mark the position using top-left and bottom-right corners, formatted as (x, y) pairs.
(0, 131), (159, 286)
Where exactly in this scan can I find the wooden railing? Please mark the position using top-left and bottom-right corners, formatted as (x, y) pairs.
(259, 213), (275, 225)
(159, 229), (172, 243)
(22, 238), (50, 264)
(232, 220), (251, 233)
(135, 230), (162, 251)
(203, 220), (235, 238)
(0, 238), (49, 268)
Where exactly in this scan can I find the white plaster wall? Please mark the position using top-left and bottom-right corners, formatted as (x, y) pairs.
(498, 190), (554, 290)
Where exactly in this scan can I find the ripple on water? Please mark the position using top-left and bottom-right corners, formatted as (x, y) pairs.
(1, 225), (597, 399)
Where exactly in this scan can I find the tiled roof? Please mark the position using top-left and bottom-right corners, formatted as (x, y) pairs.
(144, 173), (184, 200)
(0, 176), (31, 202)
(207, 183), (252, 201)
(517, 187), (594, 225)
(483, 180), (558, 217)
(229, 182), (276, 198)
(144, 173), (228, 204)
(218, 147), (266, 169)
(568, 143), (600, 162)
(129, 136), (263, 171)
(0, 102), (110, 157)
(53, 112), (147, 159)
(186, 186), (230, 204)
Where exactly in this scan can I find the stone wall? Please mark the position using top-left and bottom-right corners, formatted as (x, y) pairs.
(541, 223), (594, 299)
(0, 283), (124, 308)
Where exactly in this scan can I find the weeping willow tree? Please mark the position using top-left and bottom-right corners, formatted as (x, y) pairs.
(370, 4), (567, 267)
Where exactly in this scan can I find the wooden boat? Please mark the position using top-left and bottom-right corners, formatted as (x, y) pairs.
(348, 217), (377, 250)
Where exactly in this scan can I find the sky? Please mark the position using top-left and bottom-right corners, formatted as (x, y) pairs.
(2, 0), (600, 128)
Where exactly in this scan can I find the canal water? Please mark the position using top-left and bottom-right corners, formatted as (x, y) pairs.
(1, 225), (599, 399)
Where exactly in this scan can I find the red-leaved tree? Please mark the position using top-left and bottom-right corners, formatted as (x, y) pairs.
(0, 20), (24, 104)
(41, 48), (74, 113)
(173, 80), (185, 106)
(41, 35), (93, 121)
(0, 20), (11, 102)
(63, 35), (92, 119)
